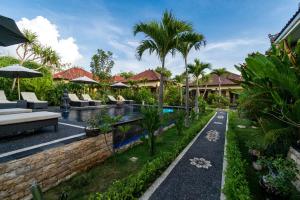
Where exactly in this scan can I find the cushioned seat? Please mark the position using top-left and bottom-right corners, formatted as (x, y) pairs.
(21, 92), (48, 109)
(0, 111), (60, 138)
(0, 108), (32, 115)
(82, 94), (101, 106)
(68, 93), (89, 107)
(0, 90), (18, 109)
(107, 95), (123, 104)
(117, 95), (134, 104)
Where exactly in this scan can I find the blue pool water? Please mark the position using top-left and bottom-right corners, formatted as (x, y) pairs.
(163, 108), (174, 113)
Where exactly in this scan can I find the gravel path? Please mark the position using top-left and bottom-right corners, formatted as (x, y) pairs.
(144, 111), (228, 200)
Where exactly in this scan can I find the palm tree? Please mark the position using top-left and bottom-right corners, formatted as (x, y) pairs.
(174, 74), (185, 105)
(177, 32), (205, 125)
(201, 74), (210, 98)
(212, 68), (228, 96)
(188, 59), (211, 114)
(133, 10), (192, 116)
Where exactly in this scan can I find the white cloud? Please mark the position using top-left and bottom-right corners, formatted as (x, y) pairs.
(0, 16), (82, 65)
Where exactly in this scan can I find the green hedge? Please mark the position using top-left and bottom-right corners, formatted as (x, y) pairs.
(90, 111), (215, 200)
(223, 113), (252, 200)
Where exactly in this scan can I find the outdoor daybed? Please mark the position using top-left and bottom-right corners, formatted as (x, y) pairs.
(107, 95), (123, 104)
(0, 90), (18, 109)
(68, 93), (89, 107)
(0, 108), (32, 115)
(21, 92), (48, 109)
(0, 111), (60, 138)
(118, 95), (134, 104)
(82, 94), (101, 106)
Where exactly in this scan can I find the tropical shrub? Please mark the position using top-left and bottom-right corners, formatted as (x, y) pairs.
(135, 87), (156, 104)
(224, 122), (251, 200)
(164, 85), (181, 106)
(207, 93), (229, 108)
(174, 110), (185, 135)
(237, 40), (300, 152)
(198, 96), (207, 113)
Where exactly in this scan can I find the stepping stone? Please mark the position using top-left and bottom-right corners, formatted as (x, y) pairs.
(214, 122), (223, 125)
(237, 125), (246, 128)
(129, 156), (138, 162)
(205, 130), (220, 142)
(189, 157), (212, 169)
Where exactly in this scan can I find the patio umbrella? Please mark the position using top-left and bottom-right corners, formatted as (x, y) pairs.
(0, 64), (42, 100)
(0, 15), (28, 46)
(110, 82), (129, 95)
(71, 76), (98, 93)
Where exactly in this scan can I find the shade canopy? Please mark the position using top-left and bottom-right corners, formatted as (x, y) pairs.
(0, 15), (28, 46)
(0, 64), (42, 78)
(71, 76), (98, 84)
(110, 82), (129, 88)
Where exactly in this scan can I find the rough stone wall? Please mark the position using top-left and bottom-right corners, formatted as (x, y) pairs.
(0, 133), (112, 200)
(288, 147), (300, 191)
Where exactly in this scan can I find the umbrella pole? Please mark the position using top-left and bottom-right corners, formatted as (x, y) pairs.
(17, 77), (20, 100)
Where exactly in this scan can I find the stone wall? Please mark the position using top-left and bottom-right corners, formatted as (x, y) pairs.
(288, 147), (300, 191)
(0, 133), (113, 200)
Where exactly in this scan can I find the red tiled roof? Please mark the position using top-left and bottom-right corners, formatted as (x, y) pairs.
(111, 75), (125, 83)
(53, 67), (96, 80)
(125, 69), (160, 82)
(190, 72), (241, 87)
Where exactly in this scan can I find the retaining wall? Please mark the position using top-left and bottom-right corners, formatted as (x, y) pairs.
(0, 133), (112, 200)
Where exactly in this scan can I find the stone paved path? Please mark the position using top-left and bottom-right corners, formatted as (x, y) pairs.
(143, 111), (228, 200)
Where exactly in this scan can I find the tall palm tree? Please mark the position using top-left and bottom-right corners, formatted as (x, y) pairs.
(188, 59), (211, 114)
(174, 74), (185, 105)
(177, 32), (205, 125)
(212, 68), (228, 96)
(133, 10), (192, 115)
(201, 74), (210, 98)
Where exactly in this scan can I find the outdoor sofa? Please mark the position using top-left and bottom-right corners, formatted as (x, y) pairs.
(82, 94), (101, 106)
(21, 92), (48, 109)
(0, 111), (60, 138)
(68, 93), (89, 107)
(0, 108), (32, 115)
(117, 95), (134, 104)
(0, 90), (18, 109)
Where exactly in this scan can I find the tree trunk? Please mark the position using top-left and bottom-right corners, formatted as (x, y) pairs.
(218, 76), (221, 96)
(180, 85), (183, 106)
(159, 58), (165, 117)
(184, 57), (189, 127)
(203, 84), (208, 98)
(195, 77), (199, 115)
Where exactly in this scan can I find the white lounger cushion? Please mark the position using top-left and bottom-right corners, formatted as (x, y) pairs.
(21, 92), (47, 103)
(0, 90), (16, 103)
(0, 111), (60, 125)
(68, 93), (88, 102)
(82, 94), (101, 102)
(0, 108), (32, 115)
(108, 95), (118, 102)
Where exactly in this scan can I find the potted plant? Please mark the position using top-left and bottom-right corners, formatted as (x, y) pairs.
(258, 157), (298, 199)
(85, 114), (101, 137)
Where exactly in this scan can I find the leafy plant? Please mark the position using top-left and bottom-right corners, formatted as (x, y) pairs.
(258, 157), (298, 196)
(141, 107), (161, 156)
(174, 110), (185, 135)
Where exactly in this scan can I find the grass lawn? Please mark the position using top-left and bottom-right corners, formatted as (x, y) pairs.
(44, 110), (214, 199)
(229, 111), (300, 200)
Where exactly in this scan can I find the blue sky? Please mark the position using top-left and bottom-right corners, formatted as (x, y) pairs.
(0, 0), (299, 75)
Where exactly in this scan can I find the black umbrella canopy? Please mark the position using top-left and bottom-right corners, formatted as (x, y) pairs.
(0, 15), (28, 46)
(110, 82), (129, 88)
(0, 64), (42, 78)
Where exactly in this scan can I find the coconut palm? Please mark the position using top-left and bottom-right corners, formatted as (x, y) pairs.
(133, 10), (192, 115)
(212, 68), (228, 96)
(188, 59), (211, 114)
(174, 74), (185, 105)
(177, 32), (205, 125)
(201, 74), (210, 98)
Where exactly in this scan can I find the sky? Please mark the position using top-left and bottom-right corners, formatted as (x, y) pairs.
(0, 0), (299, 76)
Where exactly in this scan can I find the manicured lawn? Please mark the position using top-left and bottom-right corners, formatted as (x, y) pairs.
(44, 111), (214, 199)
(229, 111), (300, 200)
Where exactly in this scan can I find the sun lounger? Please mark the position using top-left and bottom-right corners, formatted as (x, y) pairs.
(0, 108), (32, 115)
(107, 95), (123, 104)
(21, 92), (48, 109)
(117, 95), (134, 104)
(82, 94), (101, 106)
(68, 93), (89, 107)
(0, 111), (60, 138)
(0, 90), (18, 109)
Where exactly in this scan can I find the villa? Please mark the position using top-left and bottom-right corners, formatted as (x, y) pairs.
(53, 67), (96, 82)
(124, 69), (162, 90)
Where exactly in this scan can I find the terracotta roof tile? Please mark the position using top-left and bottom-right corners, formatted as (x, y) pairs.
(111, 75), (125, 83)
(125, 69), (161, 82)
(53, 67), (96, 80)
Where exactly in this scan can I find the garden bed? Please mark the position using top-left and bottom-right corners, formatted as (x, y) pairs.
(226, 111), (300, 200)
(44, 111), (214, 199)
